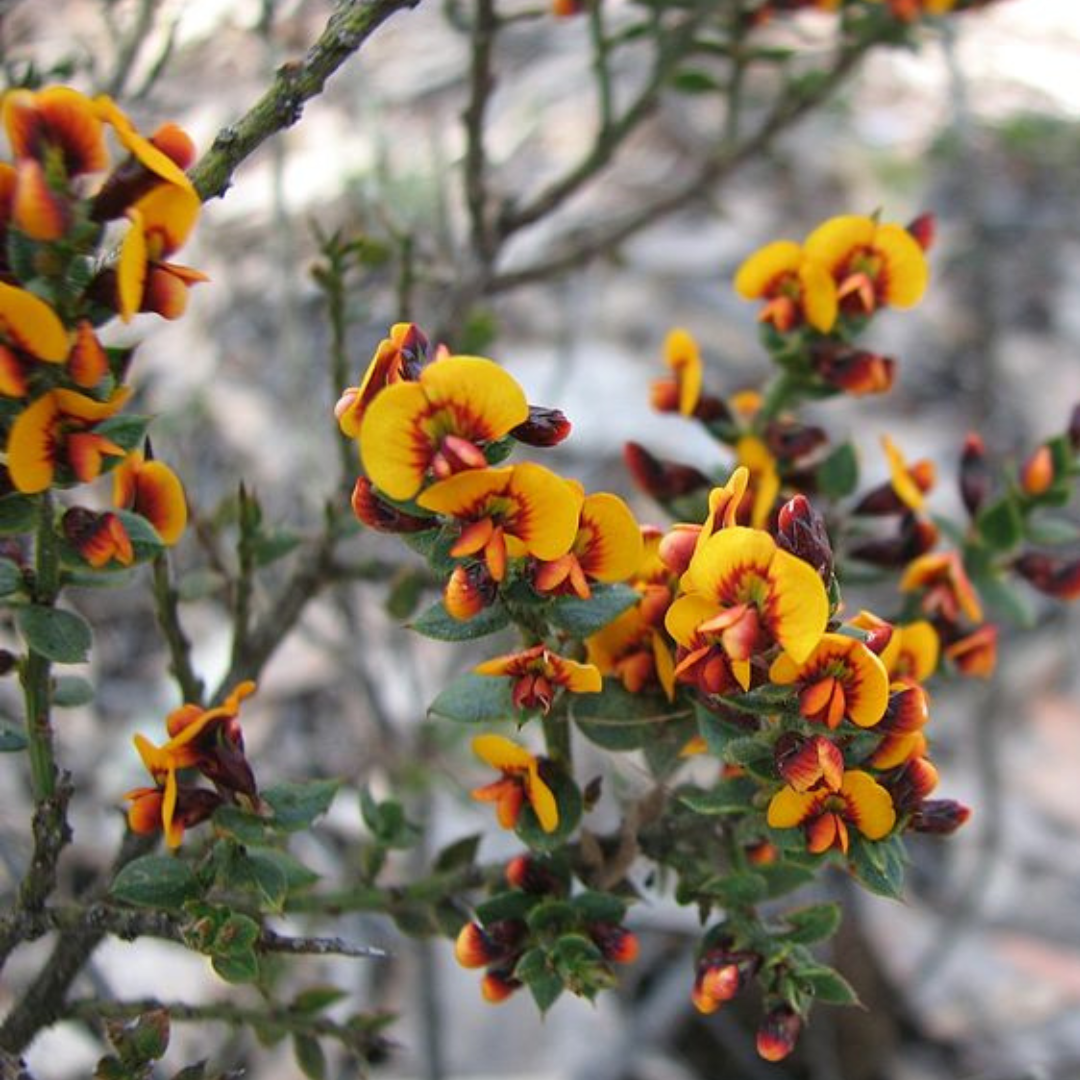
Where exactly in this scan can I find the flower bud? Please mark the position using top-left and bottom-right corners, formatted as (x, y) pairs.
(765, 420), (828, 464)
(480, 969), (521, 1003)
(351, 477), (431, 533)
(810, 342), (895, 396)
(907, 212), (936, 251)
(959, 432), (990, 518)
(1015, 552), (1080, 602)
(944, 623), (998, 677)
(1020, 445), (1055, 496)
(658, 524), (700, 576)
(776, 494), (833, 581)
(756, 1004), (801, 1062)
(623, 442), (711, 502)
(887, 756), (940, 814)
(13, 158), (68, 240)
(504, 854), (565, 895)
(511, 405), (572, 448)
(590, 923), (639, 965)
(775, 732), (843, 793)
(909, 798), (971, 834)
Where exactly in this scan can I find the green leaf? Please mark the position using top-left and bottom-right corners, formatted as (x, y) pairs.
(970, 569), (1036, 629)
(212, 951), (259, 984)
(570, 681), (679, 752)
(247, 847), (320, 894)
(18, 605), (92, 663)
(111, 856), (200, 910)
(571, 890), (627, 925)
(0, 722), (28, 752)
(95, 414), (152, 455)
(427, 672), (515, 723)
(1024, 517), (1080, 545)
(385, 569), (426, 620)
(213, 805), (273, 845)
(263, 779), (340, 831)
(475, 890), (538, 926)
(433, 833), (482, 872)
(718, 684), (794, 719)
(0, 557), (24, 596)
(671, 68), (721, 94)
(291, 987), (348, 1015)
(52, 674), (95, 708)
(220, 848), (289, 912)
(547, 584), (639, 637)
(782, 901), (842, 944)
(251, 530), (301, 568)
(677, 776), (757, 816)
(293, 1034), (327, 1080)
(0, 493), (37, 534)
(525, 968), (564, 1013)
(697, 871), (767, 905)
(527, 899), (578, 935)
(847, 834), (906, 899)
(360, 789), (421, 849)
(976, 496), (1024, 552)
(816, 442), (859, 500)
(796, 963), (861, 1006)
(758, 861), (817, 899)
(411, 600), (509, 641)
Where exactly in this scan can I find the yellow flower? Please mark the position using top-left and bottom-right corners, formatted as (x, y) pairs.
(471, 734), (559, 834)
(734, 239), (838, 333)
(474, 645), (601, 714)
(651, 327), (703, 416)
(113, 452), (188, 545)
(803, 214), (929, 316)
(767, 770), (896, 854)
(359, 355), (529, 501)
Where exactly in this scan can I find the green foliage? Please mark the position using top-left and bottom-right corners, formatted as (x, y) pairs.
(17, 605), (92, 663)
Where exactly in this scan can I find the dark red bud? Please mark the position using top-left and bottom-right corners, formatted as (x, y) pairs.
(756, 1004), (802, 1063)
(511, 405), (572, 448)
(591, 923), (639, 964)
(623, 442), (711, 501)
(907, 212), (936, 251)
(959, 432), (990, 518)
(909, 798), (971, 834)
(351, 477), (432, 533)
(887, 756), (940, 814)
(776, 494), (833, 581)
(766, 420), (828, 464)
(1014, 552), (1080, 601)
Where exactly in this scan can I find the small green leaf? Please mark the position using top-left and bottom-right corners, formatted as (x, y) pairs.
(52, 675), (95, 708)
(411, 599), (510, 641)
(213, 805), (273, 845)
(718, 684), (795, 719)
(526, 968), (564, 1013)
(96, 414), (152, 455)
(782, 901), (842, 944)
(18, 605), (92, 663)
(758, 861), (817, 899)
(291, 987), (348, 1015)
(0, 493), (37, 534)
(817, 442), (859, 500)
(697, 871), (767, 905)
(212, 950), (259, 984)
(220, 848), (289, 912)
(570, 681), (679, 751)
(0, 557), (24, 596)
(360, 789), (421, 849)
(427, 672), (515, 723)
(247, 847), (320, 894)
(977, 496), (1024, 552)
(547, 584), (639, 637)
(475, 890), (537, 926)
(796, 963), (861, 1006)
(1024, 517), (1080, 545)
(293, 1034), (327, 1080)
(671, 68), (721, 94)
(251, 530), (301, 568)
(970, 570), (1036, 629)
(571, 890), (627, 925)
(432, 833), (481, 872)
(847, 834), (906, 899)
(677, 776), (757, 816)
(111, 856), (199, 910)
(0, 723), (28, 752)
(263, 779), (340, 831)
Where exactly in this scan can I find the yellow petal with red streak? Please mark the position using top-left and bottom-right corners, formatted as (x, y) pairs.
(766, 546), (829, 665)
(526, 762), (559, 833)
(472, 733), (534, 771)
(734, 239), (802, 299)
(841, 770), (896, 840)
(129, 459), (188, 545)
(766, 785), (817, 829)
(663, 327), (702, 416)
(664, 593), (721, 648)
(134, 182), (201, 256)
(798, 257), (838, 332)
(506, 462), (582, 560)
(576, 492), (643, 582)
(118, 210), (148, 322)
(873, 223), (928, 308)
(94, 95), (194, 191)
(12, 158), (66, 240)
(803, 214), (876, 274)
(6, 391), (60, 492)
(0, 281), (68, 361)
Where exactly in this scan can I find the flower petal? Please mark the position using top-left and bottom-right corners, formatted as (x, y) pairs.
(472, 733), (534, 771)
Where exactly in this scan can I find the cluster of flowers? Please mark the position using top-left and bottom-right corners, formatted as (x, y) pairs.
(0, 85), (193, 560)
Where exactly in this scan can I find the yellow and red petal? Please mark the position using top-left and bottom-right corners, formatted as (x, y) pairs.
(880, 620), (939, 682)
(882, 435), (929, 511)
(68, 320), (109, 388)
(504, 462), (583, 560)
(652, 630), (677, 701)
(12, 158), (68, 240)
(735, 436), (780, 531)
(664, 592), (722, 648)
(734, 239), (802, 299)
(0, 281), (69, 361)
(806, 811), (846, 854)
(575, 492), (643, 582)
(6, 391), (61, 492)
(765, 547), (830, 665)
(125, 787), (164, 835)
(5, 86), (108, 175)
(122, 458), (188, 545)
(472, 733), (535, 772)
(841, 770), (896, 840)
(872, 223), (929, 308)
(0, 345), (26, 397)
(662, 327), (703, 416)
(94, 95), (194, 191)
(118, 209), (148, 322)
(66, 431), (126, 483)
(766, 785), (818, 829)
(133, 182), (201, 258)
(803, 215), (877, 274)
(525, 761), (560, 833)
(550, 655), (602, 694)
(798, 258), (839, 332)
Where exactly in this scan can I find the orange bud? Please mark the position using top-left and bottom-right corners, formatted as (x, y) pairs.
(480, 970), (520, 1003)
(12, 158), (67, 240)
(757, 1005), (801, 1062)
(150, 123), (196, 169)
(1020, 445), (1054, 496)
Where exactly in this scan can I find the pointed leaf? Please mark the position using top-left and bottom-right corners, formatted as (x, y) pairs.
(427, 672), (515, 724)
(547, 584), (639, 637)
(411, 599), (510, 641)
(111, 855), (199, 910)
(18, 605), (92, 663)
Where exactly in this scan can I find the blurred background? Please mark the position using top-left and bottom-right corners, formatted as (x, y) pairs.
(1, 1), (1079, 1077)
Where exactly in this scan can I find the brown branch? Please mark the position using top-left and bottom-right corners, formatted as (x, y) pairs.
(189, 0), (424, 203)
(462, 0), (499, 267)
(489, 31), (880, 294)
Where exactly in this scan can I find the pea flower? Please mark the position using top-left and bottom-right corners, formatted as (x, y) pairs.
(651, 327), (703, 416)
(112, 451), (188, 545)
(470, 734), (558, 834)
(474, 645), (601, 714)
(734, 239), (838, 333)
(767, 769), (896, 855)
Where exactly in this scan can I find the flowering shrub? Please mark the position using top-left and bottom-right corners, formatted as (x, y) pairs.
(1, 1), (1075, 1078)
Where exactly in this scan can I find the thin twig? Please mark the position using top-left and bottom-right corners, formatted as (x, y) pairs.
(152, 552), (206, 705)
(461, 0), (499, 268)
(189, 0), (425, 203)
